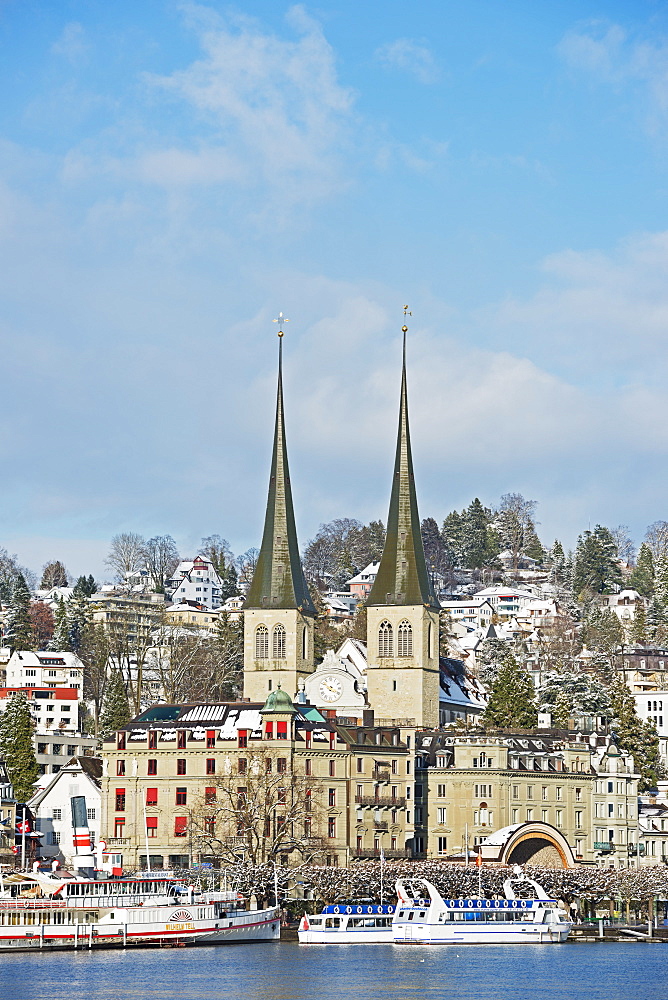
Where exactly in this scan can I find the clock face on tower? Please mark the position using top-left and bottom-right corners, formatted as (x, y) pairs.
(318, 674), (343, 703)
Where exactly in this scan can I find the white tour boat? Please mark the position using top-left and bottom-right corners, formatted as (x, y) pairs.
(392, 869), (572, 945)
(298, 903), (395, 944)
(0, 869), (281, 951)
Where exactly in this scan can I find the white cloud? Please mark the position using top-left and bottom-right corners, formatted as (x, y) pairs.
(142, 5), (355, 215)
(375, 38), (440, 85)
(51, 22), (89, 61)
(558, 19), (668, 129)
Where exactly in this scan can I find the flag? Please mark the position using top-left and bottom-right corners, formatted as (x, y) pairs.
(476, 852), (482, 868)
(16, 820), (31, 834)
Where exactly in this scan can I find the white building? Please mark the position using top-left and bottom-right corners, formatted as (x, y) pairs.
(0, 686), (80, 733)
(5, 650), (83, 691)
(440, 598), (495, 630)
(29, 757), (102, 866)
(605, 589), (644, 627)
(166, 556), (223, 610)
(471, 585), (538, 619)
(634, 691), (668, 769)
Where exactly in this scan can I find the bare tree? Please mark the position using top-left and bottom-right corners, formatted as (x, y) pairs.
(105, 532), (147, 583)
(40, 560), (69, 589)
(611, 525), (635, 567)
(189, 750), (324, 866)
(645, 522), (668, 565)
(149, 613), (243, 703)
(200, 535), (234, 578)
(79, 622), (111, 735)
(106, 603), (157, 714)
(236, 547), (260, 587)
(145, 535), (179, 593)
(495, 493), (538, 575)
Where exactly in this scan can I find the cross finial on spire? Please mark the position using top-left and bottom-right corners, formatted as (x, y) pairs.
(273, 312), (290, 337)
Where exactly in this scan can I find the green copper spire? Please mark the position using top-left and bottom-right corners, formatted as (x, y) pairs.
(368, 324), (439, 609)
(245, 330), (316, 615)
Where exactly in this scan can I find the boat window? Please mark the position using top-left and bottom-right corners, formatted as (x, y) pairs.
(325, 918), (341, 928)
(408, 912), (414, 920)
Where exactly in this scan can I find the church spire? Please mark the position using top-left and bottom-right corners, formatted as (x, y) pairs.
(368, 313), (438, 608)
(244, 320), (316, 615)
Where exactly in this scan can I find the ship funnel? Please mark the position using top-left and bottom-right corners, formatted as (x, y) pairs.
(70, 795), (95, 877)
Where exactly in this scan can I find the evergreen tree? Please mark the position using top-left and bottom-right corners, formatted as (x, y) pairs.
(461, 499), (499, 570)
(48, 598), (72, 651)
(66, 593), (92, 654)
(631, 601), (648, 644)
(608, 678), (665, 791)
(442, 510), (464, 567)
(629, 543), (654, 598)
(482, 655), (538, 729)
(654, 556), (668, 611)
(0, 692), (38, 801)
(3, 573), (36, 652)
(647, 598), (668, 645)
(73, 575), (97, 598)
(538, 666), (611, 722)
(582, 606), (624, 656)
(523, 519), (545, 564)
(573, 525), (623, 598)
(421, 517), (446, 575)
(219, 564), (240, 601)
(99, 670), (131, 739)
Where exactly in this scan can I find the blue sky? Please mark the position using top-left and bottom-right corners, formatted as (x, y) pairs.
(2, 0), (668, 580)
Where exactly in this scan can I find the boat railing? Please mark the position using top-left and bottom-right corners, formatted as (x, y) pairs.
(0, 899), (67, 909)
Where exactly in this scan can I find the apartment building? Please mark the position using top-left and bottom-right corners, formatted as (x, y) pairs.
(413, 731), (639, 869)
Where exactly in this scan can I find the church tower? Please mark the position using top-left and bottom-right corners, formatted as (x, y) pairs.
(365, 320), (441, 728)
(243, 324), (317, 702)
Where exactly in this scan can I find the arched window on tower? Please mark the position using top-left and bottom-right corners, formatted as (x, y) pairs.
(378, 620), (393, 658)
(273, 624), (286, 659)
(398, 620), (413, 657)
(255, 625), (269, 659)
(302, 626), (308, 660)
(428, 621), (433, 659)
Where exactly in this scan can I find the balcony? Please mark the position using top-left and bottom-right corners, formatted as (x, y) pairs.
(355, 795), (406, 808)
(594, 841), (615, 852)
(107, 838), (130, 847)
(371, 769), (391, 782)
(352, 848), (410, 859)
(373, 822), (388, 832)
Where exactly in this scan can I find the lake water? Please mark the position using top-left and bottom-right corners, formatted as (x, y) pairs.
(0, 942), (664, 1000)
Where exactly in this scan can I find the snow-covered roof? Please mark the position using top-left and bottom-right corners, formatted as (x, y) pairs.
(481, 823), (522, 847)
(346, 561), (380, 585)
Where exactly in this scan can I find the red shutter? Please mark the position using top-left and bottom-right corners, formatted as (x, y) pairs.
(277, 721), (288, 739)
(174, 816), (188, 836)
(265, 722), (273, 739)
(146, 817), (158, 829)
(146, 788), (158, 806)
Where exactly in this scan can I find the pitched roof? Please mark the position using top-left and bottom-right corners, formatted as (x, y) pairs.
(367, 332), (438, 609)
(244, 337), (316, 615)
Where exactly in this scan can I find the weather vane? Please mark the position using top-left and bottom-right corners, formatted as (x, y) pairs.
(273, 312), (290, 337)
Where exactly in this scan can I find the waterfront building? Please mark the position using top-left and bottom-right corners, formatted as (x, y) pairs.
(99, 692), (414, 870)
(0, 759), (17, 866)
(29, 756), (102, 866)
(414, 730), (639, 868)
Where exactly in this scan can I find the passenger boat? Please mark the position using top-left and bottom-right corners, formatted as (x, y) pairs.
(298, 903), (395, 944)
(0, 870), (280, 951)
(392, 869), (572, 945)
